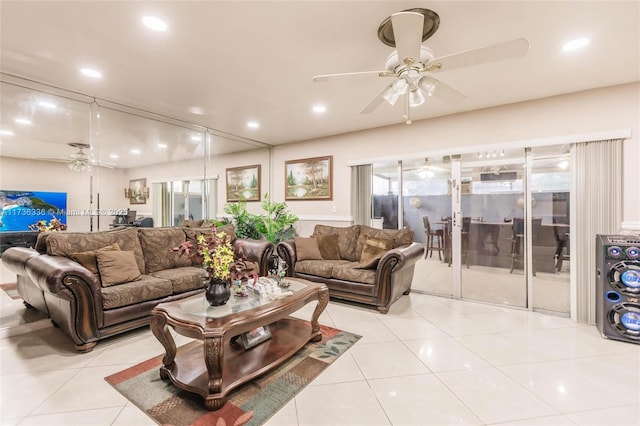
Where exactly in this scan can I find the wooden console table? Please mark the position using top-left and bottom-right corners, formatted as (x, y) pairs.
(150, 278), (329, 410)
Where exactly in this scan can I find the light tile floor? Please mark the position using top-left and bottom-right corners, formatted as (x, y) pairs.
(1, 272), (639, 425)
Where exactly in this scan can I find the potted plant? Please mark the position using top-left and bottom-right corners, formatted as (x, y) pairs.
(173, 225), (257, 306)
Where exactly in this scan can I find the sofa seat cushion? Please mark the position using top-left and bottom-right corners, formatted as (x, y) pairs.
(150, 266), (206, 294)
(101, 275), (173, 309)
(331, 264), (376, 285)
(294, 259), (350, 278)
(138, 228), (192, 273)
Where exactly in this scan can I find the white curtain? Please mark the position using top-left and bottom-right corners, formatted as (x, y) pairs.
(351, 164), (372, 225)
(572, 139), (623, 324)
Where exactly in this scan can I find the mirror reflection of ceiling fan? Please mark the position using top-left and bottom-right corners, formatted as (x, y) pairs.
(35, 142), (115, 171)
(313, 8), (530, 124)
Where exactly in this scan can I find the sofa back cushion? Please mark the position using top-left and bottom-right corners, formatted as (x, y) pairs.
(138, 227), (192, 273)
(311, 225), (361, 261)
(355, 226), (414, 260)
(46, 227), (146, 274)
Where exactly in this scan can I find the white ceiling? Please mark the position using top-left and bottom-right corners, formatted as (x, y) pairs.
(1, 1), (639, 168)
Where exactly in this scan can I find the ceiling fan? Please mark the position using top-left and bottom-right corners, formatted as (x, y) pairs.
(35, 142), (114, 171)
(313, 8), (530, 124)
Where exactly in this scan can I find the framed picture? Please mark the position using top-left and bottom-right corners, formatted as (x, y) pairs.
(127, 178), (147, 205)
(237, 326), (272, 350)
(285, 156), (333, 200)
(226, 165), (261, 202)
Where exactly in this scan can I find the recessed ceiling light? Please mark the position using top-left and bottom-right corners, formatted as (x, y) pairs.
(190, 134), (202, 142)
(562, 37), (589, 52)
(247, 121), (260, 129)
(109, 154), (119, 159)
(0, 129), (14, 136)
(142, 16), (167, 32)
(38, 101), (57, 109)
(189, 106), (204, 115)
(157, 143), (167, 149)
(14, 118), (32, 125)
(80, 67), (102, 78)
(130, 149), (141, 154)
(312, 105), (327, 113)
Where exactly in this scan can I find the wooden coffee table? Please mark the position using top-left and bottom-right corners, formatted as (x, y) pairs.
(150, 278), (329, 411)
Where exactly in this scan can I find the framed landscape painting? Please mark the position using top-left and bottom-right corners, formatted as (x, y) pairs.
(285, 156), (332, 200)
(226, 165), (261, 202)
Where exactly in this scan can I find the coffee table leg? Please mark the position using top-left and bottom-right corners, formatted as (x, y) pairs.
(203, 336), (225, 410)
(310, 287), (329, 342)
(150, 314), (176, 379)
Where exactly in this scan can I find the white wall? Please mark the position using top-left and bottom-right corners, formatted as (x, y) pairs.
(4, 83), (636, 234)
(271, 82), (640, 229)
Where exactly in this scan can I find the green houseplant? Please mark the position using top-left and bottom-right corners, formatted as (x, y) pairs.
(223, 194), (298, 244)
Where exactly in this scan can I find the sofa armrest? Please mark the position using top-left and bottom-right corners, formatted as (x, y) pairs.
(377, 243), (425, 274)
(2, 247), (41, 276)
(25, 254), (103, 347)
(275, 240), (296, 276)
(235, 238), (274, 277)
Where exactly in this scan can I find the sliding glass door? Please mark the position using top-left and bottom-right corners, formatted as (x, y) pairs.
(458, 150), (528, 307)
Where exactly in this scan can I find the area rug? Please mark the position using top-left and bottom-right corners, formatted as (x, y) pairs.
(105, 324), (361, 426)
(0, 283), (20, 300)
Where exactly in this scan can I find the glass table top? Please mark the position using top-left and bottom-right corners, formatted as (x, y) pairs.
(179, 279), (307, 319)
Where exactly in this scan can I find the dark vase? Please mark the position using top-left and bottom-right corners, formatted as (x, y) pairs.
(205, 278), (231, 306)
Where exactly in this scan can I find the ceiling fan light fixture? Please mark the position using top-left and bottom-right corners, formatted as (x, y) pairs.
(409, 89), (425, 107)
(68, 160), (91, 172)
(382, 86), (400, 106)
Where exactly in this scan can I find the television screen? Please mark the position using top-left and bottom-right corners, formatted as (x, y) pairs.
(0, 190), (67, 232)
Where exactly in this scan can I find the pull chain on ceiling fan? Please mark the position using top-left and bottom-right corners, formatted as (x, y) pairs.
(312, 8), (530, 124)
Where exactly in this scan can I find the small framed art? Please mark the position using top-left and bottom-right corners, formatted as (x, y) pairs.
(226, 165), (261, 202)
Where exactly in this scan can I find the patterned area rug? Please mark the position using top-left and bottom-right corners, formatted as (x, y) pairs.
(105, 325), (360, 426)
(0, 283), (20, 300)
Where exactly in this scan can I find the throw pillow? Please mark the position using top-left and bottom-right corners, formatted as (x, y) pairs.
(357, 236), (394, 269)
(97, 250), (142, 287)
(316, 234), (341, 260)
(294, 236), (322, 260)
(71, 243), (121, 274)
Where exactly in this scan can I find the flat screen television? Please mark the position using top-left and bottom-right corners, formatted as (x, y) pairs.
(0, 190), (67, 232)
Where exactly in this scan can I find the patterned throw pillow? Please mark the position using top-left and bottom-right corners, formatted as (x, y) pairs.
(356, 236), (394, 269)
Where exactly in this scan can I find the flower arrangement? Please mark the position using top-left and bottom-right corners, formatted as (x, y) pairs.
(173, 225), (257, 283)
(29, 217), (67, 232)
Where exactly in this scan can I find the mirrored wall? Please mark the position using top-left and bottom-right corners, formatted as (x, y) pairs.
(0, 75), (271, 233)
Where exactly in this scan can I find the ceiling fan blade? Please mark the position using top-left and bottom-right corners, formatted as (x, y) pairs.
(312, 70), (389, 82)
(391, 11), (424, 65)
(419, 76), (466, 104)
(360, 83), (394, 114)
(426, 38), (530, 72)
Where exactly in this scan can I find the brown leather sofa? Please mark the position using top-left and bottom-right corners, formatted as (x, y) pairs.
(2, 225), (273, 352)
(276, 224), (424, 313)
